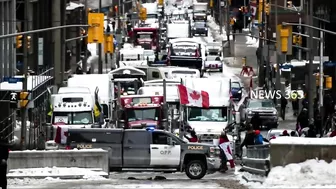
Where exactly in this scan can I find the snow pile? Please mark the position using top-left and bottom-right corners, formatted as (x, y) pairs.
(245, 36), (259, 47)
(8, 167), (108, 178)
(271, 136), (336, 145)
(240, 159), (336, 188)
(207, 16), (233, 41)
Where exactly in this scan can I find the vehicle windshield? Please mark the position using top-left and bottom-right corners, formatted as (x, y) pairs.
(138, 34), (152, 39)
(231, 82), (241, 88)
(195, 22), (206, 27)
(126, 108), (160, 121)
(53, 111), (93, 125)
(188, 107), (227, 122)
(248, 100), (275, 108)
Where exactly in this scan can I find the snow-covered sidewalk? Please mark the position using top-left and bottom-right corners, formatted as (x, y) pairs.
(238, 159), (336, 188)
(7, 167), (108, 179)
(207, 16), (233, 42)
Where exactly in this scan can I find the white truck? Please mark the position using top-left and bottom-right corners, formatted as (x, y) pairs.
(118, 45), (148, 67)
(67, 74), (114, 122)
(205, 41), (222, 59)
(136, 65), (201, 80)
(167, 21), (190, 39)
(48, 90), (96, 149)
(181, 77), (232, 143)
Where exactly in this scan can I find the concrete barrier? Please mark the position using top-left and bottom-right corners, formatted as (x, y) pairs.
(270, 137), (336, 167)
(8, 149), (109, 174)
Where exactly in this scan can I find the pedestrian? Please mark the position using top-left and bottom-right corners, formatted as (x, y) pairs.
(290, 131), (297, 137)
(297, 108), (309, 129)
(292, 91), (299, 116)
(281, 130), (290, 136)
(0, 137), (10, 189)
(306, 124), (317, 138)
(250, 112), (262, 130)
(184, 129), (198, 142)
(281, 94), (288, 120)
(111, 18), (116, 31)
(218, 131), (234, 172)
(254, 130), (263, 145)
(240, 124), (255, 150)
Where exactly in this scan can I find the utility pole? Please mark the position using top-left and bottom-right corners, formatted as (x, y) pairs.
(219, 0), (222, 35)
(307, 0), (314, 124)
(117, 0), (122, 34)
(83, 0), (88, 73)
(319, 24), (324, 133)
(298, 13), (302, 60)
(226, 1), (231, 55)
(258, 0), (265, 87)
(98, 0), (103, 74)
(275, 0), (281, 98)
(20, 0), (29, 150)
(265, 0), (269, 91)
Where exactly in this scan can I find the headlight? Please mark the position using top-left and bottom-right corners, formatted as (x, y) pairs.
(233, 136), (237, 140)
(248, 111), (252, 114)
(238, 90), (242, 93)
(273, 111), (277, 114)
(205, 28), (208, 30)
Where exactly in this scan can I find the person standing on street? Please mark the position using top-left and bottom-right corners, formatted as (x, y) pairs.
(0, 137), (10, 189)
(218, 131), (234, 172)
(281, 94), (288, 120)
(292, 91), (299, 116)
(250, 112), (262, 130)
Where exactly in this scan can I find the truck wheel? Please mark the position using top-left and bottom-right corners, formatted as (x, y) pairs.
(185, 160), (206, 179)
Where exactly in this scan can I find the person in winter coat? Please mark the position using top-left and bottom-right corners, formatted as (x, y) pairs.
(0, 138), (10, 189)
(250, 112), (262, 130)
(297, 108), (309, 129)
(240, 125), (255, 150)
(306, 124), (317, 138)
(218, 131), (234, 172)
(281, 95), (288, 120)
(184, 130), (198, 142)
(254, 130), (263, 145)
(292, 91), (299, 116)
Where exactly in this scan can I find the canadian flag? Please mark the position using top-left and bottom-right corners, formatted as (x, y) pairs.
(54, 125), (69, 144)
(177, 84), (209, 108)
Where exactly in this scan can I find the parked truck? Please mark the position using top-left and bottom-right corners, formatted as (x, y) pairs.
(66, 128), (221, 179)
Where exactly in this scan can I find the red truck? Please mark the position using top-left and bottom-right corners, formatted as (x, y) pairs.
(118, 95), (167, 129)
(133, 27), (158, 51)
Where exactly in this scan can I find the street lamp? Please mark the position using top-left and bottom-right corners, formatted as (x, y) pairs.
(287, 1), (302, 60)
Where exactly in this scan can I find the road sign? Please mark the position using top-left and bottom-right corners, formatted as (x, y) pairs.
(9, 92), (18, 109)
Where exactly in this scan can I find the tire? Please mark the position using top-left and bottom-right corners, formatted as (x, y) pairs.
(185, 160), (207, 179)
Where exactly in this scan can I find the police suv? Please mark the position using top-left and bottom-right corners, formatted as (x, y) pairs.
(66, 128), (221, 179)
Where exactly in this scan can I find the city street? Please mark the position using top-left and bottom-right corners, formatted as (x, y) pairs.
(8, 171), (248, 189)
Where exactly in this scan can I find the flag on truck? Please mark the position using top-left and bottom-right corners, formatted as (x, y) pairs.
(177, 84), (209, 108)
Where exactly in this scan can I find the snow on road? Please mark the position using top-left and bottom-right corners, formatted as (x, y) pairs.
(238, 159), (336, 188)
(7, 167), (108, 178)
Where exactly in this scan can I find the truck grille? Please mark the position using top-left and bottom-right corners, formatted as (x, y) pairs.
(258, 112), (274, 116)
(199, 134), (219, 143)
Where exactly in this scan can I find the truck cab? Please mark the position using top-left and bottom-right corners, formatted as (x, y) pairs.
(118, 46), (147, 67)
(118, 95), (167, 129)
(181, 77), (233, 143)
(66, 128), (221, 179)
(50, 92), (96, 145)
(133, 27), (158, 51)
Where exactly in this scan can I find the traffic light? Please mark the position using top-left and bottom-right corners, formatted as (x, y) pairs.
(104, 34), (114, 53)
(114, 5), (118, 13)
(297, 35), (302, 45)
(27, 36), (31, 49)
(276, 24), (293, 55)
(326, 76), (332, 89)
(139, 7), (147, 21)
(19, 91), (30, 108)
(88, 13), (104, 43)
(292, 35), (297, 44)
(316, 74), (320, 86)
(209, 0), (213, 8)
(265, 3), (270, 15)
(258, 0), (263, 24)
(16, 35), (23, 48)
